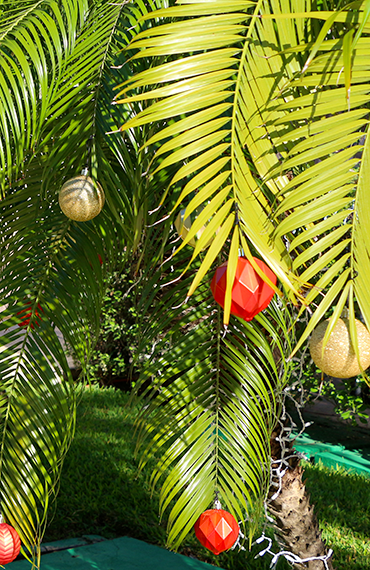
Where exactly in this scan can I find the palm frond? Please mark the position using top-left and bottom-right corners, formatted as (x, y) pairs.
(0, 0), (173, 563)
(117, 0), (360, 326)
(132, 253), (295, 548)
(117, 0), (370, 355)
(261, 25), (370, 353)
(0, 0), (141, 214)
(0, 170), (125, 564)
(115, 0), (317, 325)
(0, 0), (89, 189)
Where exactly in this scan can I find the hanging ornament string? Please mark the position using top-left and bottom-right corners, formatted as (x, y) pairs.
(240, 308), (333, 569)
(251, 344), (334, 569)
(254, 533), (333, 570)
(84, 135), (94, 175)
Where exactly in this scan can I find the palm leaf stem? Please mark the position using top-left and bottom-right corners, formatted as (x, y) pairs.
(87, 2), (129, 179)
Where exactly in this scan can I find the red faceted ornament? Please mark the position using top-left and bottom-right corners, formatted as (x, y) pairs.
(210, 257), (276, 321)
(0, 523), (21, 565)
(194, 509), (240, 555)
(17, 302), (43, 329)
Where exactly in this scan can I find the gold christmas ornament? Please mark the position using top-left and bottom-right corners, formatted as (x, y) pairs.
(59, 175), (105, 221)
(309, 318), (370, 378)
(175, 207), (215, 249)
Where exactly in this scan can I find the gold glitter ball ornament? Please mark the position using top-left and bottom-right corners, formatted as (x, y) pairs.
(59, 175), (105, 221)
(309, 318), (370, 378)
(175, 207), (218, 250)
(175, 208), (207, 249)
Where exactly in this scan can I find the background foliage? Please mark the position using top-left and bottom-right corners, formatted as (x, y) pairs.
(86, 264), (142, 387)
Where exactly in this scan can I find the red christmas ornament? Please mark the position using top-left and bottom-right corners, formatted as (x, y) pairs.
(210, 257), (276, 321)
(0, 523), (21, 565)
(17, 302), (43, 329)
(88, 254), (103, 269)
(194, 509), (240, 555)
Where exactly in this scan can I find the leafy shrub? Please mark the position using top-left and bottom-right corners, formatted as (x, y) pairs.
(88, 266), (142, 387)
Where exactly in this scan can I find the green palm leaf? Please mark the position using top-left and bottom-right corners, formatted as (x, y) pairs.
(0, 0), (172, 563)
(262, 23), (370, 353)
(0, 178), (120, 564)
(116, 0), (320, 323)
(0, 0), (144, 222)
(132, 251), (295, 548)
(118, 0), (370, 354)
(0, 0), (89, 190)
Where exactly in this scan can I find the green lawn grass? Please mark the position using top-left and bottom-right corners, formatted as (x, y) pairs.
(44, 385), (370, 570)
(303, 461), (370, 570)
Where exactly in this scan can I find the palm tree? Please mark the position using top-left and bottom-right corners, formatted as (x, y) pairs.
(114, 0), (370, 568)
(0, 0), (368, 568)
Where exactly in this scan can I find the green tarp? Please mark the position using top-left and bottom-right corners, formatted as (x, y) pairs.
(293, 431), (370, 477)
(8, 537), (219, 570)
(290, 408), (370, 477)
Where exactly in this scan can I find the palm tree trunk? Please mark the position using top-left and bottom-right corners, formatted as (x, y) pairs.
(267, 431), (335, 570)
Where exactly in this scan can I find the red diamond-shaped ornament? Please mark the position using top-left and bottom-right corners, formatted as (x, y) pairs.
(210, 257), (276, 321)
(17, 302), (43, 329)
(194, 509), (240, 555)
